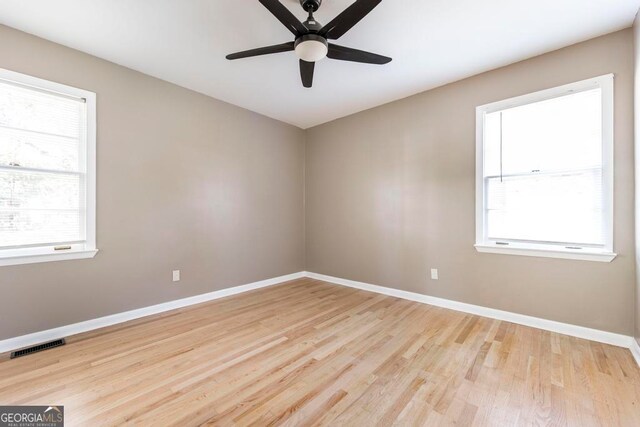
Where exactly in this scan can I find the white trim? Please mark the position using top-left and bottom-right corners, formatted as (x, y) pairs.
(85, 85), (97, 256)
(2, 270), (637, 367)
(630, 339), (640, 367)
(601, 73), (615, 254)
(474, 244), (616, 262)
(477, 74), (614, 113)
(0, 248), (98, 267)
(0, 68), (97, 266)
(304, 272), (635, 349)
(475, 74), (615, 261)
(0, 271), (305, 354)
(0, 68), (90, 101)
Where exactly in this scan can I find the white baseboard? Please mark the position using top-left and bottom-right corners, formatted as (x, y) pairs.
(3, 270), (638, 369)
(0, 271), (306, 354)
(304, 272), (637, 352)
(631, 339), (640, 367)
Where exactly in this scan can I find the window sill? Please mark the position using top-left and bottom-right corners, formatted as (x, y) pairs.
(0, 248), (99, 267)
(474, 244), (616, 262)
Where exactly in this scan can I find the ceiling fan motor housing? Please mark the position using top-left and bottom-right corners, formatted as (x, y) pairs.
(300, 0), (322, 12)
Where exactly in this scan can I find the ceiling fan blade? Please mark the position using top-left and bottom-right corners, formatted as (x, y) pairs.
(319, 0), (382, 40)
(300, 60), (315, 88)
(226, 42), (294, 60)
(327, 44), (391, 64)
(259, 0), (308, 36)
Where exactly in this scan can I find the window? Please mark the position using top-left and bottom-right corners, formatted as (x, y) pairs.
(475, 75), (615, 262)
(0, 69), (96, 266)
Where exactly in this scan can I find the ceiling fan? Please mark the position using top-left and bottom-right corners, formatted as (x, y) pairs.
(226, 0), (391, 88)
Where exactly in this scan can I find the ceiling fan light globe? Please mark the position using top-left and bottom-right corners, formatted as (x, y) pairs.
(295, 35), (328, 62)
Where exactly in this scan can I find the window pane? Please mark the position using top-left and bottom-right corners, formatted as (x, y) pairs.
(0, 81), (83, 138)
(486, 169), (603, 245)
(484, 89), (602, 176)
(0, 170), (83, 247)
(0, 209), (82, 247)
(0, 126), (80, 172)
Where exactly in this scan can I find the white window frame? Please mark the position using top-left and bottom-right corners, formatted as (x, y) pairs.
(0, 68), (97, 267)
(475, 74), (615, 262)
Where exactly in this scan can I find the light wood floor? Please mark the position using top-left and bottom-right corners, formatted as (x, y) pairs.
(1, 278), (639, 426)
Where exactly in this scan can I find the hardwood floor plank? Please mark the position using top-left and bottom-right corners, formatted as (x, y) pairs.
(0, 278), (638, 426)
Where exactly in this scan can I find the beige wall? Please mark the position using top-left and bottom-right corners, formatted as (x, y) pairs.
(306, 29), (636, 335)
(1, 24), (637, 341)
(0, 25), (305, 340)
(634, 17), (640, 346)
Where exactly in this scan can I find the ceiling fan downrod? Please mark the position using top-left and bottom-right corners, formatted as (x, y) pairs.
(301, 0), (322, 32)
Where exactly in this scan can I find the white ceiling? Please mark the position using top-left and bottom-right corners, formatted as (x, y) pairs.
(0, 0), (639, 129)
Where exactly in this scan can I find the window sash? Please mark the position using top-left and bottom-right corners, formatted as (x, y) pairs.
(0, 68), (96, 263)
(0, 168), (87, 249)
(475, 74), (614, 259)
(484, 167), (606, 248)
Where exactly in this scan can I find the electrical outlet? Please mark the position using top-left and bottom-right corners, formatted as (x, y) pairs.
(172, 270), (180, 282)
(430, 268), (439, 280)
